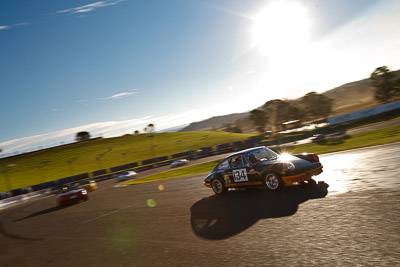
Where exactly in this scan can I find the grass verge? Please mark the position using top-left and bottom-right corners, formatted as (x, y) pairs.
(125, 124), (400, 185)
(290, 123), (400, 155)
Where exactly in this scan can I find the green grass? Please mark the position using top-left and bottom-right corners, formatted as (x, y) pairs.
(288, 124), (400, 155)
(0, 132), (254, 191)
(124, 124), (400, 185)
(124, 160), (221, 185)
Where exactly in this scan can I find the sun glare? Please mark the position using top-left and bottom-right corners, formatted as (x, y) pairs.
(279, 153), (294, 161)
(252, 1), (311, 57)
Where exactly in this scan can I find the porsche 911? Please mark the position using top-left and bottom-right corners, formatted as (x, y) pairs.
(204, 146), (323, 194)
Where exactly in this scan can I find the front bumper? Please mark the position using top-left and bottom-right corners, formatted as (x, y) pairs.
(282, 165), (323, 184)
(58, 194), (87, 205)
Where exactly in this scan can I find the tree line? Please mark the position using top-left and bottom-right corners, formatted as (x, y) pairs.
(249, 92), (333, 133)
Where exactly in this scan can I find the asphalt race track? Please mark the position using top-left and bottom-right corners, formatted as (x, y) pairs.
(1, 143), (400, 266)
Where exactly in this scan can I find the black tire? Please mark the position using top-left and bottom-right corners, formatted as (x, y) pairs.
(263, 173), (283, 191)
(307, 179), (317, 186)
(211, 178), (227, 195)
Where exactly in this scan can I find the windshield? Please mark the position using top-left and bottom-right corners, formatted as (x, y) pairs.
(245, 147), (278, 164)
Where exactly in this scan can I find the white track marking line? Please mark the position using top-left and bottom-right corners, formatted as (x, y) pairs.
(80, 204), (135, 224)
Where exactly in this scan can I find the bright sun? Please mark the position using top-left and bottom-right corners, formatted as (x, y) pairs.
(252, 1), (311, 57)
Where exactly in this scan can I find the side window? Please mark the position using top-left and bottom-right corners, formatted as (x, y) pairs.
(218, 159), (229, 170)
(229, 156), (245, 169)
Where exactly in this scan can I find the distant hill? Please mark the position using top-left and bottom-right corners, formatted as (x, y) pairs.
(179, 112), (249, 132)
(160, 124), (189, 132)
(324, 69), (400, 115)
(322, 77), (376, 115)
(179, 70), (400, 132)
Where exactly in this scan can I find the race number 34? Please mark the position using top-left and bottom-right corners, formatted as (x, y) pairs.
(233, 168), (248, 182)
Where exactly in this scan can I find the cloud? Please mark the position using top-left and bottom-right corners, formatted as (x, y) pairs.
(100, 91), (138, 100)
(0, 22), (30, 31)
(58, 0), (125, 14)
(76, 99), (87, 103)
(51, 108), (60, 112)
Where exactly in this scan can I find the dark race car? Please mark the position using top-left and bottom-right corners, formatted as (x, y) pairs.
(57, 186), (88, 206)
(204, 146), (323, 195)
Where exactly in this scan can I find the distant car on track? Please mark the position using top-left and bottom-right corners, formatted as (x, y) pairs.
(117, 171), (137, 181)
(310, 134), (325, 142)
(170, 159), (189, 168)
(78, 180), (98, 192)
(204, 146), (323, 195)
(57, 187), (88, 206)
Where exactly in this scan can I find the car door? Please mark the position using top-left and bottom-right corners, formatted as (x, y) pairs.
(227, 155), (261, 185)
(242, 156), (262, 182)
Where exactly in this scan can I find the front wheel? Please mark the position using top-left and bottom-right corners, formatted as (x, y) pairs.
(307, 178), (317, 186)
(211, 178), (227, 195)
(263, 173), (283, 191)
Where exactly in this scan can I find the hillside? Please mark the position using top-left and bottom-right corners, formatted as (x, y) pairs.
(180, 112), (249, 132)
(323, 77), (376, 115)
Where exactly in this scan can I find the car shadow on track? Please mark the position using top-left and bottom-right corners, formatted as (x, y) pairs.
(15, 205), (69, 222)
(190, 182), (329, 240)
(0, 221), (41, 241)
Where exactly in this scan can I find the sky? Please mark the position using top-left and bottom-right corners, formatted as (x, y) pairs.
(1, 0), (400, 155)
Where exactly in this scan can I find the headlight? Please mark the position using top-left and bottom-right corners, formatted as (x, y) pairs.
(286, 162), (295, 171)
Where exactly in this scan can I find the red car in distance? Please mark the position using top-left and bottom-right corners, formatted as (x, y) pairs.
(57, 187), (88, 206)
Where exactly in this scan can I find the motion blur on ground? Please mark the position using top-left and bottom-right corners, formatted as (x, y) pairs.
(1, 0), (400, 265)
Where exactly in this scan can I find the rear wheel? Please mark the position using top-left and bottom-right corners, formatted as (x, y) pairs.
(263, 173), (283, 191)
(211, 178), (227, 195)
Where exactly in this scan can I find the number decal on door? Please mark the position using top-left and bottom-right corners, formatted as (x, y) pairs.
(233, 168), (248, 182)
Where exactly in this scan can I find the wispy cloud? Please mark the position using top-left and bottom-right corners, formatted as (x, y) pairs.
(100, 90), (138, 100)
(51, 108), (60, 112)
(0, 22), (30, 31)
(58, 0), (125, 14)
(76, 99), (87, 103)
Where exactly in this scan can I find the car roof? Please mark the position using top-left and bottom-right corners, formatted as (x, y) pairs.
(226, 146), (266, 158)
